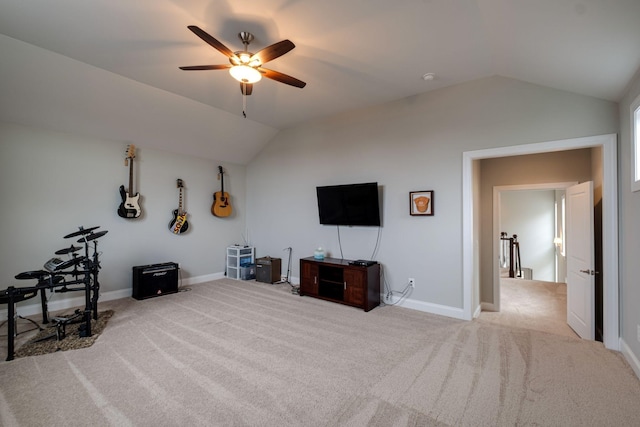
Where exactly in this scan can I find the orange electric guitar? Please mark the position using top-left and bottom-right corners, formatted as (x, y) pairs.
(211, 166), (232, 217)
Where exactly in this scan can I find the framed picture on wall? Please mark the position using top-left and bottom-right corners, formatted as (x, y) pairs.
(410, 191), (434, 216)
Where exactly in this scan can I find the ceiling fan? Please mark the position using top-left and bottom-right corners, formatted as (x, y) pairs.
(179, 26), (306, 96)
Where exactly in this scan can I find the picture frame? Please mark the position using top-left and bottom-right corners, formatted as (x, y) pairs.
(410, 191), (434, 216)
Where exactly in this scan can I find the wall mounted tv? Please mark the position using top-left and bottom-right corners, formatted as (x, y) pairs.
(316, 182), (381, 227)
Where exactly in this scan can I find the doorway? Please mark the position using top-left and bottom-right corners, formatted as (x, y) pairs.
(482, 183), (579, 338)
(493, 183), (576, 312)
(461, 134), (618, 350)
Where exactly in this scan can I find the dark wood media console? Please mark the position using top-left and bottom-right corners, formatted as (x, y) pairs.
(299, 257), (380, 311)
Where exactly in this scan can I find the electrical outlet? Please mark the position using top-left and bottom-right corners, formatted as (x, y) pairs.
(408, 278), (415, 288)
(637, 324), (640, 343)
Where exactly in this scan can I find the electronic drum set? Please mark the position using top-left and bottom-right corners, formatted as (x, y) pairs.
(1, 225), (107, 361)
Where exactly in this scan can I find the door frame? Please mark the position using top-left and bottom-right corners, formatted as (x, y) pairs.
(462, 134), (619, 350)
(491, 182), (577, 312)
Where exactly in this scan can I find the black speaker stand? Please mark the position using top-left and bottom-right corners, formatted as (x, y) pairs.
(276, 247), (298, 294)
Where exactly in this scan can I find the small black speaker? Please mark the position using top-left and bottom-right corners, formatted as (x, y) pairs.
(132, 262), (179, 300)
(256, 257), (281, 284)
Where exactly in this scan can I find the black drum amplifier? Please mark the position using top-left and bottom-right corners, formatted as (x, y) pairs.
(132, 262), (179, 300)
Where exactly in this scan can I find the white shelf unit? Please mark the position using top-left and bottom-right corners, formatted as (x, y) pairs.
(226, 246), (255, 280)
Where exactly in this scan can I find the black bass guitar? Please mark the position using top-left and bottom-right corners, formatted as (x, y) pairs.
(117, 144), (142, 218)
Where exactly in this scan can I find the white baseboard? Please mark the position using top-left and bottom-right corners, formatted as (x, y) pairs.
(481, 302), (497, 312)
(0, 288), (131, 319)
(383, 295), (466, 320)
(180, 272), (225, 286)
(0, 271), (228, 319)
(620, 338), (640, 380)
(473, 304), (482, 319)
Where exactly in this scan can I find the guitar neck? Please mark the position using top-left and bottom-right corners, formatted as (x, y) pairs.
(128, 158), (134, 193)
(218, 166), (225, 194)
(178, 188), (184, 215)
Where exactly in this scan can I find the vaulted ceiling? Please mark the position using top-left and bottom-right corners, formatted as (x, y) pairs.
(1, 0), (640, 164)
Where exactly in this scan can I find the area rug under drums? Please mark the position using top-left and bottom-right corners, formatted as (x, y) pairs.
(1, 279), (639, 426)
(14, 310), (114, 358)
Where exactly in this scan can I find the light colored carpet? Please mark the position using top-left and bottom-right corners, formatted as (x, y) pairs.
(1, 279), (639, 426)
(478, 277), (577, 338)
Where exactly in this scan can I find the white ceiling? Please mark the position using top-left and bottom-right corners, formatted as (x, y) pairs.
(1, 0), (640, 164)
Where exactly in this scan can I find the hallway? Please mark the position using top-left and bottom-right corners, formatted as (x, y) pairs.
(478, 277), (578, 339)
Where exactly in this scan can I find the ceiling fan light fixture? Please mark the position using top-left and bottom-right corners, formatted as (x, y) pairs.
(229, 65), (262, 83)
(234, 51), (261, 67)
(238, 52), (251, 63)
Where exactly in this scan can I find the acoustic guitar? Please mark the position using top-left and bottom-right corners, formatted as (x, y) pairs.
(117, 144), (142, 219)
(211, 166), (232, 217)
(169, 179), (189, 234)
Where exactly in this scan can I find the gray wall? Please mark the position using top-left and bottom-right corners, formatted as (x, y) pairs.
(500, 190), (556, 282)
(0, 122), (247, 312)
(619, 69), (640, 366)
(246, 76), (618, 317)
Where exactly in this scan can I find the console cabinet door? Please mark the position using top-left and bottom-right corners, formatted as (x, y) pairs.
(343, 268), (365, 307)
(300, 261), (319, 296)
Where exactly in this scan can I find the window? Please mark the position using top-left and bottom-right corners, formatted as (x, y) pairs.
(553, 193), (565, 256)
(561, 195), (565, 257)
(632, 93), (640, 192)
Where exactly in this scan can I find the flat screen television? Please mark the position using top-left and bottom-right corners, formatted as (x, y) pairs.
(316, 182), (381, 226)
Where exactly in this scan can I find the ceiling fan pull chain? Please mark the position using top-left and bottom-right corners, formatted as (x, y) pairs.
(242, 89), (247, 118)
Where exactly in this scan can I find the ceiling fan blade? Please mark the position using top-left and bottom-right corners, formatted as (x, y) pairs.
(259, 68), (306, 88)
(240, 83), (253, 96)
(179, 64), (232, 71)
(187, 25), (236, 59)
(251, 40), (295, 65)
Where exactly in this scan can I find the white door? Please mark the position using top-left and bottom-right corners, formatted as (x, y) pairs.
(565, 181), (595, 339)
